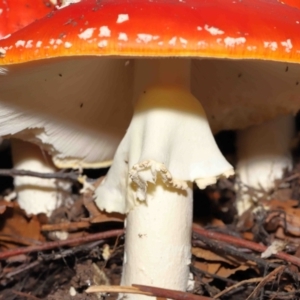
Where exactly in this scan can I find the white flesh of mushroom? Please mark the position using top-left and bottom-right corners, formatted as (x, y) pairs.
(95, 59), (234, 298)
(192, 60), (299, 133)
(235, 114), (294, 214)
(11, 139), (71, 216)
(192, 59), (299, 213)
(0, 57), (133, 169)
(0, 57), (132, 215)
(0, 57), (298, 216)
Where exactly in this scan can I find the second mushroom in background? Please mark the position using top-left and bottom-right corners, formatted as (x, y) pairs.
(193, 59), (299, 214)
(0, 0), (300, 297)
(0, 0), (65, 216)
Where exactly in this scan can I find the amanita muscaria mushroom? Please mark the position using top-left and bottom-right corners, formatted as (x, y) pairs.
(279, 0), (300, 9)
(0, 0), (61, 216)
(1, 0), (300, 295)
(0, 0), (54, 38)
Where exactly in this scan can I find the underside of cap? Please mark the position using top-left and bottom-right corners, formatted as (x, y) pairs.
(193, 59), (300, 132)
(0, 0), (300, 64)
(0, 56), (133, 168)
(1, 57), (300, 168)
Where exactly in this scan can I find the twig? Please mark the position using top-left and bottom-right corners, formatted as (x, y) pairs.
(39, 240), (103, 261)
(193, 225), (300, 267)
(235, 177), (269, 200)
(1, 244), (105, 291)
(260, 264), (269, 300)
(0, 229), (124, 260)
(281, 172), (300, 183)
(3, 260), (40, 279)
(246, 265), (285, 300)
(213, 277), (263, 299)
(134, 284), (213, 300)
(86, 285), (152, 296)
(0, 169), (80, 182)
(41, 221), (91, 232)
(193, 239), (269, 269)
(86, 284), (213, 300)
(265, 290), (300, 299)
(0, 233), (42, 246)
(12, 291), (41, 300)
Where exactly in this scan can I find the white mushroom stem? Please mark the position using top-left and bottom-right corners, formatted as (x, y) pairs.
(235, 114), (294, 215)
(95, 59), (233, 299)
(11, 139), (71, 216)
(122, 179), (193, 296)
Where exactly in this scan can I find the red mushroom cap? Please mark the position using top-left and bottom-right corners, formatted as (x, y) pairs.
(1, 0), (300, 63)
(0, 0), (54, 38)
(279, 0), (300, 10)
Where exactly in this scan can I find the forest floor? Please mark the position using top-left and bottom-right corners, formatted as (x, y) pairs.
(1, 131), (300, 300)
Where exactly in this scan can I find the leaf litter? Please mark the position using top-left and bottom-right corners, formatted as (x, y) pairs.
(1, 132), (300, 299)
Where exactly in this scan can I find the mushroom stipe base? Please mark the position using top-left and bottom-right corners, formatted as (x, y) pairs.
(96, 84), (234, 298)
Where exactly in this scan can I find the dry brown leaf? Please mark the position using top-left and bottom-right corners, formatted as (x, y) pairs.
(193, 261), (213, 283)
(0, 202), (43, 249)
(271, 189), (293, 202)
(192, 239), (255, 281)
(90, 212), (125, 223)
(266, 210), (300, 236)
(274, 227), (300, 244)
(207, 262), (222, 275)
(210, 218), (226, 227)
(236, 209), (255, 232)
(0, 200), (14, 215)
(263, 198), (300, 236)
(0, 205), (6, 214)
(264, 198), (298, 209)
(193, 260), (208, 272)
(192, 247), (240, 266)
(284, 284), (295, 293)
(241, 231), (254, 241)
(216, 263), (251, 278)
(195, 218), (226, 228)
